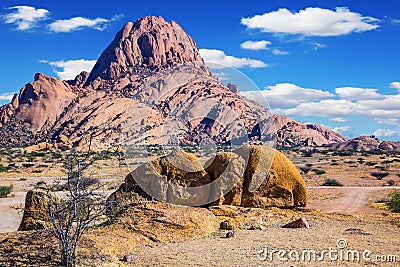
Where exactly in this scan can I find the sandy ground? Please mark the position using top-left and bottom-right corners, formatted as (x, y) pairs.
(307, 186), (400, 214)
(0, 192), (25, 233)
(129, 216), (400, 267)
(2, 186), (400, 234)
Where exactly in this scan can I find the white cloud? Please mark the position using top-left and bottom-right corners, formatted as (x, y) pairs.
(335, 87), (384, 100)
(332, 126), (352, 133)
(390, 82), (400, 92)
(330, 117), (349, 123)
(279, 99), (356, 117)
(241, 7), (379, 36)
(272, 49), (289, 55)
(374, 118), (398, 125)
(310, 42), (327, 50)
(241, 83), (334, 108)
(373, 129), (397, 137)
(392, 19), (400, 24)
(278, 94), (400, 118)
(40, 59), (96, 80)
(212, 72), (230, 81)
(240, 40), (271, 50)
(48, 14), (122, 33)
(199, 49), (267, 69)
(0, 93), (16, 101)
(2, 6), (49, 31)
(49, 17), (111, 33)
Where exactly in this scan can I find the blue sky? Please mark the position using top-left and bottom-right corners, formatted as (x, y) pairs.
(0, 0), (399, 141)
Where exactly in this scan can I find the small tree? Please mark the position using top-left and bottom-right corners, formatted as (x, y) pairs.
(46, 153), (106, 267)
(370, 171), (389, 180)
(387, 190), (400, 212)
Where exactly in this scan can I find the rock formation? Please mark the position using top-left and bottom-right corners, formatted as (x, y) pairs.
(18, 190), (58, 231)
(117, 202), (218, 242)
(0, 16), (346, 149)
(323, 135), (400, 152)
(86, 16), (205, 84)
(108, 145), (307, 208)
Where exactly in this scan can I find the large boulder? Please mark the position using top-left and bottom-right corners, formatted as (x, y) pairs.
(108, 145), (307, 209)
(107, 149), (211, 210)
(18, 190), (57, 231)
(118, 202), (218, 242)
(238, 146), (307, 208)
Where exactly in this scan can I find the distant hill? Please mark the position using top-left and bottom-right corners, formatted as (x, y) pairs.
(322, 135), (400, 152)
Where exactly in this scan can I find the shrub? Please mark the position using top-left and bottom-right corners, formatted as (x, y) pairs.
(312, 168), (326, 175)
(0, 164), (7, 172)
(322, 178), (343, 187)
(22, 163), (35, 168)
(299, 166), (311, 174)
(387, 190), (400, 212)
(0, 185), (13, 198)
(387, 180), (396, 186)
(371, 171), (390, 180)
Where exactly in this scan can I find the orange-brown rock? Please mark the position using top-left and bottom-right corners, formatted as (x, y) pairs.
(86, 16), (205, 84)
(18, 190), (58, 231)
(323, 135), (400, 152)
(109, 145), (307, 209)
(118, 202), (218, 242)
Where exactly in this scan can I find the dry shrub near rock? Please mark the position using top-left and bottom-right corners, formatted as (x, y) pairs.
(387, 190), (400, 212)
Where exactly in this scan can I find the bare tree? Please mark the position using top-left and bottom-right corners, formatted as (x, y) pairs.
(46, 152), (107, 267)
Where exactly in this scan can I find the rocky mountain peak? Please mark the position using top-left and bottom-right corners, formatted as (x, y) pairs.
(86, 16), (204, 85)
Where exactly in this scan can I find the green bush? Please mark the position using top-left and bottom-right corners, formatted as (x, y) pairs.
(387, 190), (400, 212)
(322, 178), (343, 187)
(312, 168), (326, 175)
(0, 185), (13, 198)
(0, 164), (7, 172)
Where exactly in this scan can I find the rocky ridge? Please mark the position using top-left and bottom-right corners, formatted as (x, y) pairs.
(322, 135), (400, 152)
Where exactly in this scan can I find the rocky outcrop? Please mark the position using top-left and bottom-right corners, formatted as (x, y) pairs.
(118, 202), (218, 242)
(67, 71), (89, 87)
(0, 73), (77, 134)
(273, 116), (348, 147)
(323, 135), (400, 152)
(86, 16), (205, 84)
(227, 83), (239, 93)
(108, 145), (307, 208)
(18, 190), (57, 231)
(208, 146), (307, 208)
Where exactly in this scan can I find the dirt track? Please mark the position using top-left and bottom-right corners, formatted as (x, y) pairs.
(307, 186), (400, 214)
